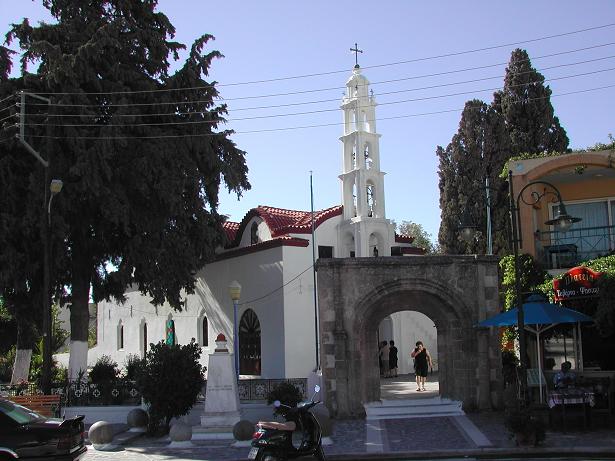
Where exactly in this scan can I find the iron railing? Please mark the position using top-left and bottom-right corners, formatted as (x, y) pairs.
(536, 225), (615, 270)
(1, 377), (308, 407)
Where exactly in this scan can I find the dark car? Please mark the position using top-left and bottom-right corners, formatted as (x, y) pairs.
(0, 398), (86, 461)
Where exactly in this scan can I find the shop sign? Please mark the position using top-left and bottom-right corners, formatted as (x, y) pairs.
(553, 266), (604, 301)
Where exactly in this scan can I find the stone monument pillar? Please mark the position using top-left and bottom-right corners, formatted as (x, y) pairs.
(200, 333), (241, 432)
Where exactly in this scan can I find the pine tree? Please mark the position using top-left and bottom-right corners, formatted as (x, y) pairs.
(0, 0), (250, 380)
(493, 48), (569, 156)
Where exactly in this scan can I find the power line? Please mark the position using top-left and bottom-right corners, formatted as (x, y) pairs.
(19, 42), (615, 108)
(17, 84), (614, 140)
(15, 67), (615, 128)
(19, 51), (615, 113)
(12, 23), (615, 96)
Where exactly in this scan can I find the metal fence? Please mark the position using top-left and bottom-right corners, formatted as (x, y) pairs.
(2, 377), (308, 407)
(537, 225), (615, 269)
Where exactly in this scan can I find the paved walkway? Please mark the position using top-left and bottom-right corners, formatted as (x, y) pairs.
(84, 375), (615, 461)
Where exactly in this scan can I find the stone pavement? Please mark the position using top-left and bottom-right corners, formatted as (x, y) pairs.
(83, 375), (615, 461)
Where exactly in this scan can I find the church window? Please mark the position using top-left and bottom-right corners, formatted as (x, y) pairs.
(239, 309), (261, 376)
(250, 222), (259, 245)
(165, 318), (176, 345)
(352, 184), (358, 217)
(364, 144), (372, 170)
(117, 322), (124, 350)
(350, 251), (356, 258)
(367, 183), (375, 217)
(363, 112), (371, 132)
(318, 246), (333, 259)
(352, 148), (357, 169)
(201, 316), (209, 347)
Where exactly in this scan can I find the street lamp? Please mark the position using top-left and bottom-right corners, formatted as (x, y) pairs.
(42, 178), (63, 394)
(228, 280), (241, 379)
(460, 170), (580, 405)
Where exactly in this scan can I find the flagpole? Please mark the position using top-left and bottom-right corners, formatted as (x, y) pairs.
(310, 171), (320, 370)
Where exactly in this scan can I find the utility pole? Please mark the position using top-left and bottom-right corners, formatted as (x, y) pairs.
(16, 91), (55, 394)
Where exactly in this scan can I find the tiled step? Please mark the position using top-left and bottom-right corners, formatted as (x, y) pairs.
(364, 397), (464, 419)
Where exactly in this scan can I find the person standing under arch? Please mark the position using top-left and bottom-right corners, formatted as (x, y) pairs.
(389, 340), (398, 378)
(411, 341), (432, 391)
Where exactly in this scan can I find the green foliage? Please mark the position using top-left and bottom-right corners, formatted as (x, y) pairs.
(1, 0), (250, 359)
(501, 350), (519, 385)
(136, 341), (205, 433)
(437, 99), (511, 255)
(123, 354), (144, 381)
(0, 346), (16, 382)
(396, 221), (436, 254)
(438, 49), (570, 256)
(267, 381), (303, 414)
(499, 254), (550, 310)
(89, 355), (119, 384)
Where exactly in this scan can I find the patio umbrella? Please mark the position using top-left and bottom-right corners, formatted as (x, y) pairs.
(478, 294), (593, 402)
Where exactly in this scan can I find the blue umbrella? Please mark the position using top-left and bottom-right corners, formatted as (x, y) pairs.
(478, 299), (593, 327)
(479, 295), (593, 403)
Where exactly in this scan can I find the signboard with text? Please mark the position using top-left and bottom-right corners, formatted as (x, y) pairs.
(553, 266), (604, 302)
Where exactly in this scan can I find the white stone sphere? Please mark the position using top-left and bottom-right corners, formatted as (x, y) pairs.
(127, 408), (148, 429)
(169, 421), (192, 442)
(89, 421), (114, 445)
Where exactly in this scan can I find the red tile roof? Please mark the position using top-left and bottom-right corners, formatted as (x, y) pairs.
(222, 221), (240, 243)
(225, 205), (343, 248)
(216, 236), (310, 261)
(395, 234), (415, 244)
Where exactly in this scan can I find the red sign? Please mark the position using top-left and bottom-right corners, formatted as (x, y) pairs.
(553, 266), (604, 301)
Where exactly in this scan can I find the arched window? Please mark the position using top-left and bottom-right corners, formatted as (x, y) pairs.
(165, 318), (176, 345)
(352, 148), (357, 169)
(352, 184), (358, 217)
(117, 322), (124, 350)
(250, 222), (259, 245)
(364, 144), (372, 170)
(239, 309), (261, 375)
(366, 183), (375, 217)
(363, 112), (371, 132)
(201, 316), (208, 347)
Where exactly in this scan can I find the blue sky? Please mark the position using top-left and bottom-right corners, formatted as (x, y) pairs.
(2, 1), (614, 242)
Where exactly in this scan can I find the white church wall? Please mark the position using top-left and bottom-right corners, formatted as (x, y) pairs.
(280, 245), (319, 378)
(84, 245), (287, 378)
(390, 311), (438, 375)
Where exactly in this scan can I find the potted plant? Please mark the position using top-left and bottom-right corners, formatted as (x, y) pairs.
(505, 408), (546, 447)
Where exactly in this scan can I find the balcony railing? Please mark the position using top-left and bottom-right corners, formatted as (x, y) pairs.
(536, 225), (615, 270)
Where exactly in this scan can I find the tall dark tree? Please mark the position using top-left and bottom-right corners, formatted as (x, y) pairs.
(437, 100), (510, 255)
(493, 48), (569, 156)
(0, 0), (250, 379)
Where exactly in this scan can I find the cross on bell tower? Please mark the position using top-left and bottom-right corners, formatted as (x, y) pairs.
(350, 43), (363, 68)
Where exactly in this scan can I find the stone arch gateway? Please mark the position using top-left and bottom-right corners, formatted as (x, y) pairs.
(316, 255), (503, 418)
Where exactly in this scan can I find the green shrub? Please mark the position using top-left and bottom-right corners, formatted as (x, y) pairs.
(0, 347), (15, 382)
(135, 341), (205, 434)
(267, 382), (303, 414)
(123, 354), (144, 381)
(89, 355), (119, 384)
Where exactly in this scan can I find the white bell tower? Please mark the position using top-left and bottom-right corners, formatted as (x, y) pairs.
(338, 64), (396, 257)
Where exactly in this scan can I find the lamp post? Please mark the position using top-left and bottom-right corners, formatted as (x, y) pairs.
(460, 170), (580, 405)
(228, 281), (241, 379)
(42, 178), (63, 394)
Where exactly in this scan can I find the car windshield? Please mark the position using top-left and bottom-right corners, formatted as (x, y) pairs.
(0, 399), (45, 424)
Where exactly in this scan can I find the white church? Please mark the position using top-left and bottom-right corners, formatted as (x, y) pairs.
(69, 65), (439, 380)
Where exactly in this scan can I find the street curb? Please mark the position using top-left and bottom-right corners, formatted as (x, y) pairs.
(324, 446), (615, 460)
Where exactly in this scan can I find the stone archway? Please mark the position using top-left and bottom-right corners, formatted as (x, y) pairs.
(316, 255), (502, 418)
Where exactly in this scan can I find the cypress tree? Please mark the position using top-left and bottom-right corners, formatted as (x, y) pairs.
(493, 48), (569, 156)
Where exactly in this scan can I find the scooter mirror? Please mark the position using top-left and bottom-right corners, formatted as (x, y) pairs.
(314, 385), (320, 393)
(274, 400), (281, 408)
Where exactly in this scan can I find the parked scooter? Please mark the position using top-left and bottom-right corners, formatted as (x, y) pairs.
(248, 385), (326, 461)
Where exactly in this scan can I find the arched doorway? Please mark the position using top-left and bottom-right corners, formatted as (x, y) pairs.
(378, 311), (439, 396)
(316, 256), (502, 418)
(239, 309), (261, 375)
